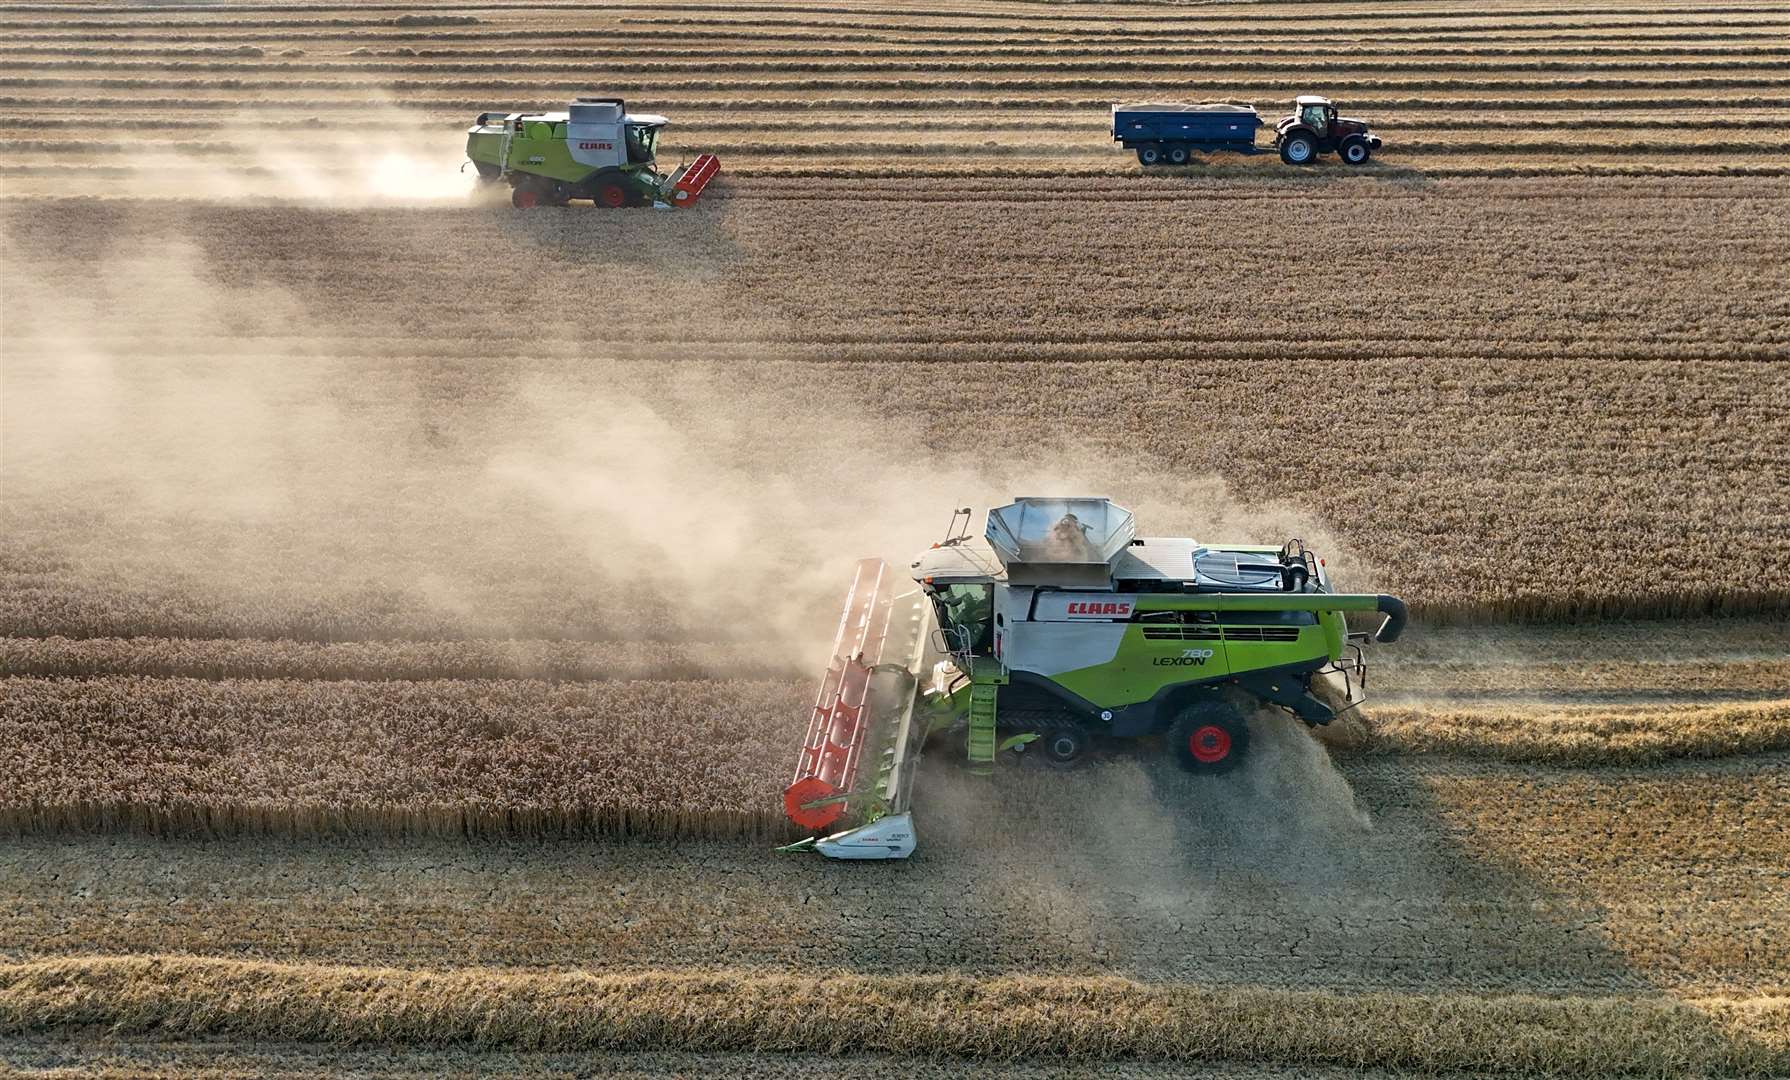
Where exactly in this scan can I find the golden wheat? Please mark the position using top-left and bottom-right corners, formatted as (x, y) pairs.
(1355, 699), (1790, 765)
(0, 956), (1784, 1073)
(0, 676), (804, 839)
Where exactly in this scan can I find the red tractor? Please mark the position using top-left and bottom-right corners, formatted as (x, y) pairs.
(1275, 95), (1382, 165)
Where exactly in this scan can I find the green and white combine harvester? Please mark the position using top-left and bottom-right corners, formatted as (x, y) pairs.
(781, 498), (1407, 859)
(465, 97), (720, 209)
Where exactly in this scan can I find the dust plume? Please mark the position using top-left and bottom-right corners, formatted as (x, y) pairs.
(1, 226), (1371, 668)
(65, 99), (490, 206)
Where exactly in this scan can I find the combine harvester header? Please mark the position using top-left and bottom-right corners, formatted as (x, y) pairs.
(465, 97), (720, 209)
(781, 499), (1407, 859)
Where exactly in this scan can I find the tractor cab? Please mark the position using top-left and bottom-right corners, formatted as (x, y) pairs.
(1293, 95), (1336, 135)
(1275, 94), (1384, 165)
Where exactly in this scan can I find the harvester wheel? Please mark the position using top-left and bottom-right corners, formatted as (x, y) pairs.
(1136, 144), (1162, 166)
(1036, 721), (1091, 769)
(1169, 702), (1248, 774)
(594, 180), (629, 208)
(510, 185), (543, 210)
(1340, 137), (1372, 165)
(1279, 133), (1317, 166)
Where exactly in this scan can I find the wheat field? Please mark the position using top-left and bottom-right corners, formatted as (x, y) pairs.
(3, 0), (1788, 1076)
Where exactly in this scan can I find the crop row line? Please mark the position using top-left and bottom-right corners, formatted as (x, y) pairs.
(7, 95), (1780, 117)
(12, 42), (1790, 61)
(18, 58), (1790, 76)
(8, 115), (1790, 134)
(12, 75), (1790, 93)
(1, 956), (1785, 1070)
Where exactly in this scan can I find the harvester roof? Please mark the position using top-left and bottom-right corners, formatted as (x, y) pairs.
(910, 537), (1003, 583)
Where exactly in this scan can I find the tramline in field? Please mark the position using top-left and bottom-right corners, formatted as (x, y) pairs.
(781, 498), (1407, 859)
(465, 97), (720, 209)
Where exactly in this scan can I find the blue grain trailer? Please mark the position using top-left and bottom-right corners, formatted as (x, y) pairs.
(1112, 96), (1384, 167)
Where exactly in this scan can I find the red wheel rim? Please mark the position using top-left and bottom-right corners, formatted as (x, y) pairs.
(1190, 724), (1231, 763)
(598, 185), (627, 208)
(514, 189), (539, 209)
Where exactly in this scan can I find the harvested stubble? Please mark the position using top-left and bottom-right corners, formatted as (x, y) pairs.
(1375, 659), (1790, 699)
(6, 0), (1790, 188)
(0, 635), (796, 682)
(0, 676), (805, 840)
(1355, 699), (1790, 765)
(0, 956), (1785, 1074)
(6, 185), (1790, 630)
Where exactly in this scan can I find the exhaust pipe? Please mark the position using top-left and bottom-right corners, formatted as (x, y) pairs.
(1374, 594), (1408, 643)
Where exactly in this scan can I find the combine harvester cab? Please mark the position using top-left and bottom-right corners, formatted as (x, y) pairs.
(465, 97), (720, 210)
(782, 499), (1407, 860)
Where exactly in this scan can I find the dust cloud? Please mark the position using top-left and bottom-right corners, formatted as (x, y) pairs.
(1, 226), (1369, 670)
(918, 705), (1374, 976)
(97, 100), (490, 206)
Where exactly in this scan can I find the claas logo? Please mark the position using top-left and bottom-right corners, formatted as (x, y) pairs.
(1065, 601), (1131, 616)
(579, 141), (613, 150)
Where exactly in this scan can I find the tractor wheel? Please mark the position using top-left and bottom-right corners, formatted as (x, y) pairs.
(1169, 701), (1249, 774)
(1279, 133), (1317, 165)
(1340, 137), (1372, 165)
(1035, 720), (1092, 769)
(1166, 143), (1189, 165)
(593, 180), (629, 208)
(510, 184), (544, 209)
(1136, 144), (1162, 166)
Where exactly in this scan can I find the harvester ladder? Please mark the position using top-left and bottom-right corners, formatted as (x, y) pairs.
(496, 116), (516, 178)
(966, 658), (1008, 775)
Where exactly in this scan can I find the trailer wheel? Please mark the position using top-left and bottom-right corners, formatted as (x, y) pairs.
(1340, 137), (1372, 165)
(594, 180), (629, 208)
(1169, 701), (1249, 774)
(1136, 144), (1162, 166)
(1166, 143), (1189, 165)
(1279, 133), (1317, 165)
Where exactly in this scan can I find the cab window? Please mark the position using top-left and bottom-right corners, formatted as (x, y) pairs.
(934, 583), (994, 655)
(1301, 105), (1328, 128)
(625, 124), (658, 163)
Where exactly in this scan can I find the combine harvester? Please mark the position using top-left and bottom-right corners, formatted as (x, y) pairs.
(465, 97), (720, 209)
(781, 498), (1407, 859)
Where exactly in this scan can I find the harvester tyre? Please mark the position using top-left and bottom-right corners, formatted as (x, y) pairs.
(594, 180), (629, 209)
(1036, 720), (1091, 769)
(1279, 133), (1317, 165)
(510, 184), (545, 210)
(1169, 702), (1248, 774)
(1340, 137), (1372, 165)
(1136, 144), (1162, 166)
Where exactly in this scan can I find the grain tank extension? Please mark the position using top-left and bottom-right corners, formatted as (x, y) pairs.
(780, 499), (1408, 859)
(465, 97), (720, 209)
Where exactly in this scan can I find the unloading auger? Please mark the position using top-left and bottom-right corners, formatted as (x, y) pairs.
(779, 499), (1408, 860)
